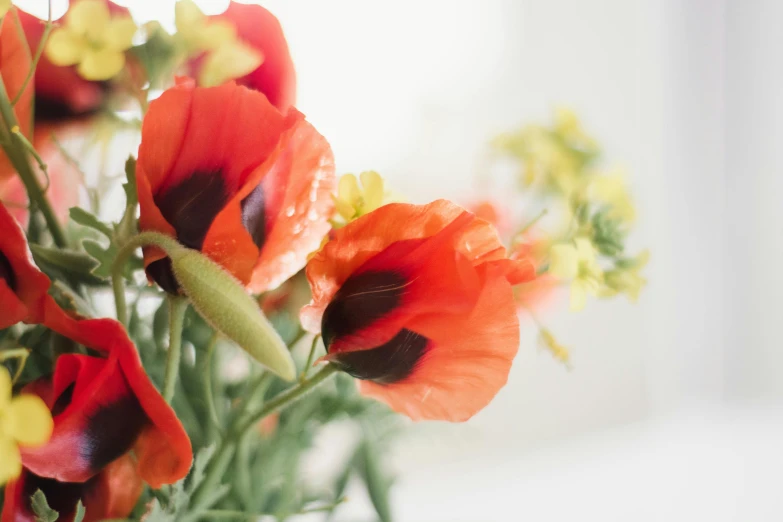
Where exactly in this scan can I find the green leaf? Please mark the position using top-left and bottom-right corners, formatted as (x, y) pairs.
(116, 156), (139, 244)
(82, 239), (143, 280)
(29, 244), (99, 274)
(69, 207), (112, 237)
(186, 444), (217, 494)
(73, 501), (86, 522)
(30, 490), (59, 522)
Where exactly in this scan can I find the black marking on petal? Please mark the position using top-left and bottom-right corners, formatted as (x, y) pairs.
(321, 270), (408, 348)
(81, 393), (148, 473)
(22, 471), (98, 518)
(0, 251), (16, 291)
(153, 171), (228, 250)
(241, 183), (267, 249)
(331, 328), (429, 384)
(146, 257), (181, 295)
(51, 383), (76, 416)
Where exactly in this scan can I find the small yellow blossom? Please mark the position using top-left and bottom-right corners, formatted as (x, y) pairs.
(0, 0), (11, 18)
(539, 328), (571, 366)
(174, 0), (262, 86)
(549, 237), (603, 311)
(0, 366), (53, 486)
(175, 0), (233, 53)
(199, 40), (263, 87)
(589, 170), (636, 222)
(554, 106), (599, 153)
(599, 249), (649, 302)
(333, 171), (389, 226)
(45, 0), (137, 81)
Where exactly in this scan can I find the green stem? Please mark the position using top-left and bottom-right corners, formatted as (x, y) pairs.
(300, 334), (321, 382)
(0, 71), (66, 247)
(0, 347), (30, 383)
(201, 331), (221, 431)
(163, 296), (188, 403)
(192, 364), (340, 509)
(235, 364), (339, 436)
(111, 231), (184, 326)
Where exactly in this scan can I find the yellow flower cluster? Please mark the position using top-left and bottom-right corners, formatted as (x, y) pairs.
(46, 0), (137, 81)
(174, 0), (263, 87)
(0, 366), (53, 485)
(493, 107), (600, 195)
(333, 171), (397, 227)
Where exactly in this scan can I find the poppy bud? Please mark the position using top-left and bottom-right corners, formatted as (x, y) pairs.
(169, 247), (296, 381)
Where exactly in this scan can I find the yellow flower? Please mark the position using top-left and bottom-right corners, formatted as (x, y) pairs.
(0, 366), (53, 486)
(45, 0), (137, 81)
(0, 0), (11, 18)
(333, 171), (389, 225)
(539, 328), (571, 366)
(599, 250), (649, 302)
(199, 40), (263, 87)
(174, 0), (263, 86)
(554, 106), (599, 153)
(549, 238), (603, 311)
(589, 170), (636, 222)
(175, 0), (234, 53)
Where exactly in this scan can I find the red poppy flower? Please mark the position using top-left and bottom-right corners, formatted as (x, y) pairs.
(137, 79), (334, 294)
(0, 202), (54, 329)
(205, 1), (296, 110)
(2, 379), (143, 522)
(16, 2), (131, 122)
(301, 200), (536, 422)
(0, 10), (33, 182)
(19, 315), (192, 488)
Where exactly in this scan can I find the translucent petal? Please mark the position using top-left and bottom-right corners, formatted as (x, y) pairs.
(45, 29), (86, 67)
(360, 171), (384, 212)
(175, 0), (206, 31)
(0, 436), (22, 484)
(5, 395), (53, 447)
(198, 41), (262, 87)
(78, 48), (125, 81)
(548, 244), (578, 279)
(574, 237), (597, 263)
(338, 174), (360, 205)
(66, 0), (110, 40)
(199, 20), (237, 50)
(103, 17), (138, 51)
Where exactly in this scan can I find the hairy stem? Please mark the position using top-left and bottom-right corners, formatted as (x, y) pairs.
(163, 296), (188, 403)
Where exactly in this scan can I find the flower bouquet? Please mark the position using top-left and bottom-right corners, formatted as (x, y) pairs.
(0, 1), (647, 521)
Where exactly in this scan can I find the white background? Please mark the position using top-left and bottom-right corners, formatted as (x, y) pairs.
(22, 0), (783, 520)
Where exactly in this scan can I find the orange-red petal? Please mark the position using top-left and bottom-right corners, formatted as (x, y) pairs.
(28, 316), (193, 488)
(137, 80), (334, 292)
(302, 200), (534, 422)
(359, 262), (521, 421)
(0, 202), (52, 328)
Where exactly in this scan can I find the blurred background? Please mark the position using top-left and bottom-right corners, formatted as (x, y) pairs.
(21, 0), (783, 520)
